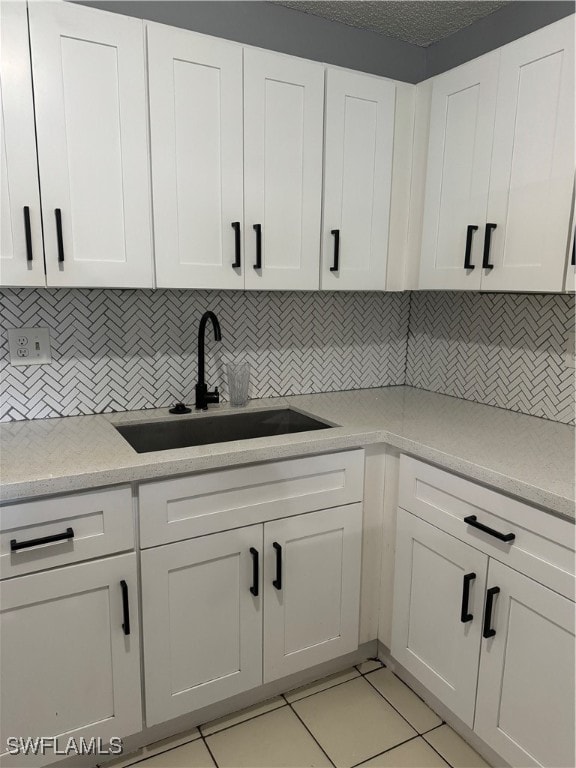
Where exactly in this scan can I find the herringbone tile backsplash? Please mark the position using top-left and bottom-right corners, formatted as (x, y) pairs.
(0, 288), (409, 421)
(406, 292), (575, 425)
(1, 288), (574, 424)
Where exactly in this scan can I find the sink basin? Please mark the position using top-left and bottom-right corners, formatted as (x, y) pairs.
(114, 408), (333, 453)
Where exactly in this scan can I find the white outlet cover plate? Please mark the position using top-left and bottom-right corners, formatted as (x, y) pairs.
(7, 327), (52, 366)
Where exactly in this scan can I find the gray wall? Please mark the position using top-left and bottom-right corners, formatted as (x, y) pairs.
(76, 0), (574, 83)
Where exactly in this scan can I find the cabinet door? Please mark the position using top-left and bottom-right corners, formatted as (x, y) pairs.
(141, 526), (263, 727)
(391, 509), (488, 727)
(0, 553), (142, 766)
(147, 24), (244, 290)
(0, 2), (45, 287)
(419, 53), (499, 290)
(475, 560), (575, 768)
(28, 1), (153, 288)
(483, 18), (575, 292)
(321, 69), (396, 291)
(244, 48), (323, 290)
(263, 504), (362, 683)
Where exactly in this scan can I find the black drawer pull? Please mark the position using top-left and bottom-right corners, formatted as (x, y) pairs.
(330, 229), (340, 271)
(253, 224), (262, 270)
(483, 586), (500, 638)
(55, 209), (65, 263)
(464, 515), (515, 543)
(272, 542), (282, 590)
(249, 547), (259, 597)
(460, 572), (476, 623)
(482, 223), (497, 269)
(23, 207), (33, 262)
(571, 233), (575, 266)
(10, 527), (74, 552)
(231, 222), (241, 268)
(464, 225), (477, 270)
(120, 580), (130, 636)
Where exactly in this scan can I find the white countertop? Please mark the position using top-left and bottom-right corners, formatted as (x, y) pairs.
(0, 387), (574, 520)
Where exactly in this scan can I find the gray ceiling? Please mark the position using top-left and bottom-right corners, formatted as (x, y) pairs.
(274, 1), (512, 47)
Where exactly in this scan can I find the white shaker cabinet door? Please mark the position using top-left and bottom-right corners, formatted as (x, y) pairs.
(141, 526), (263, 727)
(391, 510), (488, 728)
(0, 2), (45, 287)
(475, 559), (575, 768)
(483, 17), (575, 292)
(263, 504), (362, 683)
(0, 553), (142, 767)
(321, 69), (396, 291)
(147, 24), (244, 289)
(28, 1), (153, 288)
(419, 53), (499, 289)
(244, 48), (323, 291)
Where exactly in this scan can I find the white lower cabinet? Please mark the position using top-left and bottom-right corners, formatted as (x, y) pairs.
(141, 505), (362, 727)
(0, 553), (142, 766)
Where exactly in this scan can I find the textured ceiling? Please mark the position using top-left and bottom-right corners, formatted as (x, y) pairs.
(274, 1), (512, 47)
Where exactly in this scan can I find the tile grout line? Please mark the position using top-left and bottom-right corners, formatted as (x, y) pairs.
(198, 700), (288, 739)
(362, 672), (439, 737)
(283, 671), (363, 704)
(349, 733), (422, 768)
(199, 731), (220, 768)
(420, 730), (455, 768)
(286, 699), (337, 768)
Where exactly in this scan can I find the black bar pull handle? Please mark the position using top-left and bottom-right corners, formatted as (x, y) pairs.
(482, 223), (497, 269)
(272, 542), (282, 590)
(464, 225), (478, 270)
(231, 222), (241, 269)
(571, 233), (575, 266)
(120, 580), (130, 636)
(253, 224), (262, 270)
(249, 547), (259, 597)
(460, 572), (476, 623)
(483, 586), (500, 638)
(464, 515), (515, 543)
(23, 207), (33, 262)
(330, 229), (340, 272)
(55, 209), (65, 263)
(11, 527), (74, 552)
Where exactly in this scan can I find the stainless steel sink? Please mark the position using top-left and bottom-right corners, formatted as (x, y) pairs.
(114, 408), (333, 453)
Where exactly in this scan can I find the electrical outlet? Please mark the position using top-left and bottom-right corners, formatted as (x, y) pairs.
(7, 328), (51, 366)
(565, 331), (575, 369)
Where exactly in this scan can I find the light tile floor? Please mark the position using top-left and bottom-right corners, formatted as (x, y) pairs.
(118, 660), (490, 768)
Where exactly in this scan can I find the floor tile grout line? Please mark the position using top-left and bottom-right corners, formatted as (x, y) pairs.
(287, 701), (337, 768)
(349, 733), (422, 768)
(200, 731), (220, 768)
(199, 700), (288, 738)
(362, 672), (440, 736)
(282, 671), (362, 704)
(420, 731), (454, 768)
(118, 732), (204, 768)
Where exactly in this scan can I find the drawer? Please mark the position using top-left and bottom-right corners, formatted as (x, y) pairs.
(139, 449), (365, 547)
(0, 486), (134, 579)
(398, 455), (575, 599)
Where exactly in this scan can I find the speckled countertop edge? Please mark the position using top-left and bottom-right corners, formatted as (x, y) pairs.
(0, 387), (574, 521)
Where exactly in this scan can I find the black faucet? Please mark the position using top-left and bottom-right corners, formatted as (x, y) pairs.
(195, 311), (222, 410)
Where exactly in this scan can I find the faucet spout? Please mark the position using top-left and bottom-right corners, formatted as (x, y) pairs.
(196, 311), (222, 410)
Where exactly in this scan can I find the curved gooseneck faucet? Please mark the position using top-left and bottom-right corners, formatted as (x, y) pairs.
(195, 311), (222, 410)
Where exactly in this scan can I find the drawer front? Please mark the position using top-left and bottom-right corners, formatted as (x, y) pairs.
(139, 449), (365, 548)
(398, 455), (575, 599)
(0, 487), (134, 579)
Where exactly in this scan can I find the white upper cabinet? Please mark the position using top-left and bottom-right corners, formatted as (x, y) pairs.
(419, 53), (499, 290)
(420, 17), (574, 292)
(28, 1), (153, 288)
(147, 24), (244, 290)
(0, 2), (45, 287)
(244, 48), (324, 291)
(484, 17), (575, 292)
(321, 69), (396, 291)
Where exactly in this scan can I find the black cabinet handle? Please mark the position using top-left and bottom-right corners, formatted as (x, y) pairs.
(120, 580), (130, 636)
(464, 515), (515, 543)
(483, 586), (500, 638)
(231, 222), (241, 269)
(10, 527), (74, 552)
(55, 209), (65, 263)
(460, 572), (476, 623)
(482, 223), (497, 269)
(464, 225), (478, 270)
(253, 224), (262, 270)
(249, 547), (259, 597)
(571, 233), (575, 266)
(23, 207), (33, 262)
(330, 229), (340, 272)
(272, 542), (282, 590)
